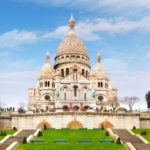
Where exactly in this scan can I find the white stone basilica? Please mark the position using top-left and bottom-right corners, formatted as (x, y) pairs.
(28, 16), (117, 111)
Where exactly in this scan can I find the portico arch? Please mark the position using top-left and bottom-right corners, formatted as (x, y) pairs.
(73, 105), (79, 111)
(99, 121), (114, 129)
(37, 121), (51, 129)
(67, 121), (83, 129)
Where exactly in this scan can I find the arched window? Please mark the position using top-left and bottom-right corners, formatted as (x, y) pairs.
(47, 81), (50, 87)
(61, 69), (64, 77)
(84, 93), (87, 101)
(98, 82), (101, 87)
(64, 92), (66, 100)
(45, 81), (47, 87)
(86, 71), (88, 77)
(101, 82), (103, 87)
(82, 69), (84, 76)
(52, 82), (55, 88)
(66, 68), (69, 76)
(74, 86), (78, 97)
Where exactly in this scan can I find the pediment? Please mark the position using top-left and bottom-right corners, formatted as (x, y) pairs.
(61, 72), (89, 83)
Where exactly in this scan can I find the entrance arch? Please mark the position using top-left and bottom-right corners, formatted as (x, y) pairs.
(63, 105), (69, 111)
(67, 121), (83, 129)
(84, 106), (90, 110)
(99, 121), (114, 129)
(37, 121), (51, 129)
(73, 105), (79, 111)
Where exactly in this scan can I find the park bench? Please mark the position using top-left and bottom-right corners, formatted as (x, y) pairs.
(47, 128), (55, 129)
(61, 128), (70, 129)
(93, 128), (102, 130)
(54, 139), (68, 143)
(99, 139), (114, 143)
(78, 139), (92, 143)
(31, 139), (45, 143)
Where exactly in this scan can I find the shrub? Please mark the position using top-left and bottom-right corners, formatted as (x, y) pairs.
(133, 126), (136, 130)
(22, 137), (27, 144)
(44, 124), (47, 130)
(0, 132), (4, 136)
(37, 131), (43, 137)
(105, 131), (109, 136)
(116, 137), (121, 144)
(141, 131), (147, 135)
(143, 131), (147, 135)
(3, 132), (7, 136)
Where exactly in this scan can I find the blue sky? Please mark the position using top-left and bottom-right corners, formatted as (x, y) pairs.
(0, 0), (150, 110)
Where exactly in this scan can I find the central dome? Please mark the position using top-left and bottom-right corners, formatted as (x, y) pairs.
(56, 16), (88, 57)
(56, 34), (88, 57)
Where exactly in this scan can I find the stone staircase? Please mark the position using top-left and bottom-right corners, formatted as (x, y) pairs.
(0, 130), (35, 150)
(113, 129), (150, 150)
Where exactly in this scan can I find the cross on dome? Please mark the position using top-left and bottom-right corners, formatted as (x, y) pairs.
(46, 51), (50, 63)
(69, 15), (75, 34)
(97, 53), (101, 63)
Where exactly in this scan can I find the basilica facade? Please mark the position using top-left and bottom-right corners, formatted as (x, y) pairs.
(28, 16), (117, 111)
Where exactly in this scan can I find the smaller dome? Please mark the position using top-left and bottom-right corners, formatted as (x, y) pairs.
(39, 52), (54, 79)
(91, 53), (108, 79)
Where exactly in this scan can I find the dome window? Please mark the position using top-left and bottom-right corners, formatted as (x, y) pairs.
(61, 56), (64, 59)
(45, 95), (50, 101)
(98, 96), (103, 102)
(61, 69), (64, 77)
(82, 57), (84, 59)
(71, 55), (75, 58)
(66, 68), (69, 76)
(82, 69), (84, 76)
(66, 55), (69, 58)
(77, 56), (80, 58)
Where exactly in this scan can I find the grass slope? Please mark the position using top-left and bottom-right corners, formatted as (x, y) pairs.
(16, 129), (125, 150)
(0, 130), (16, 140)
(132, 129), (150, 142)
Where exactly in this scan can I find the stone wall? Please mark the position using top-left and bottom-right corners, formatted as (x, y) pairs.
(11, 112), (140, 130)
(0, 115), (11, 129)
(140, 114), (150, 128)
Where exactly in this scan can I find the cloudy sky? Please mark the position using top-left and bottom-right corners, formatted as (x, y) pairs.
(0, 0), (150, 110)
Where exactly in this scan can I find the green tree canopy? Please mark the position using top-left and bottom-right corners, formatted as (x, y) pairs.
(145, 91), (150, 110)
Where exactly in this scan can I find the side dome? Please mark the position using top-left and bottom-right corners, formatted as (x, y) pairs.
(56, 16), (88, 57)
(91, 53), (108, 80)
(39, 52), (54, 79)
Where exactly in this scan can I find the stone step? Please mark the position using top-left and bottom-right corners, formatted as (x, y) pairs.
(112, 129), (150, 150)
(0, 129), (36, 150)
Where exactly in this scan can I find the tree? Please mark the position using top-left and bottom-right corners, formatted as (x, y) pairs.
(120, 96), (139, 111)
(145, 91), (150, 111)
(18, 102), (26, 113)
(109, 96), (120, 111)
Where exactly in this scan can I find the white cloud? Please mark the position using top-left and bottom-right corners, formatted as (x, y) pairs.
(0, 29), (37, 48)
(1, 16), (150, 48)
(42, 16), (150, 41)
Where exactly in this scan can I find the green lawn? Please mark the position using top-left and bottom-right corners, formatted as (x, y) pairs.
(0, 130), (16, 140)
(132, 129), (150, 142)
(16, 129), (125, 150)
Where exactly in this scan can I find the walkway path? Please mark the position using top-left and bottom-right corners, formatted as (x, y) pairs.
(113, 129), (150, 150)
(0, 130), (35, 150)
